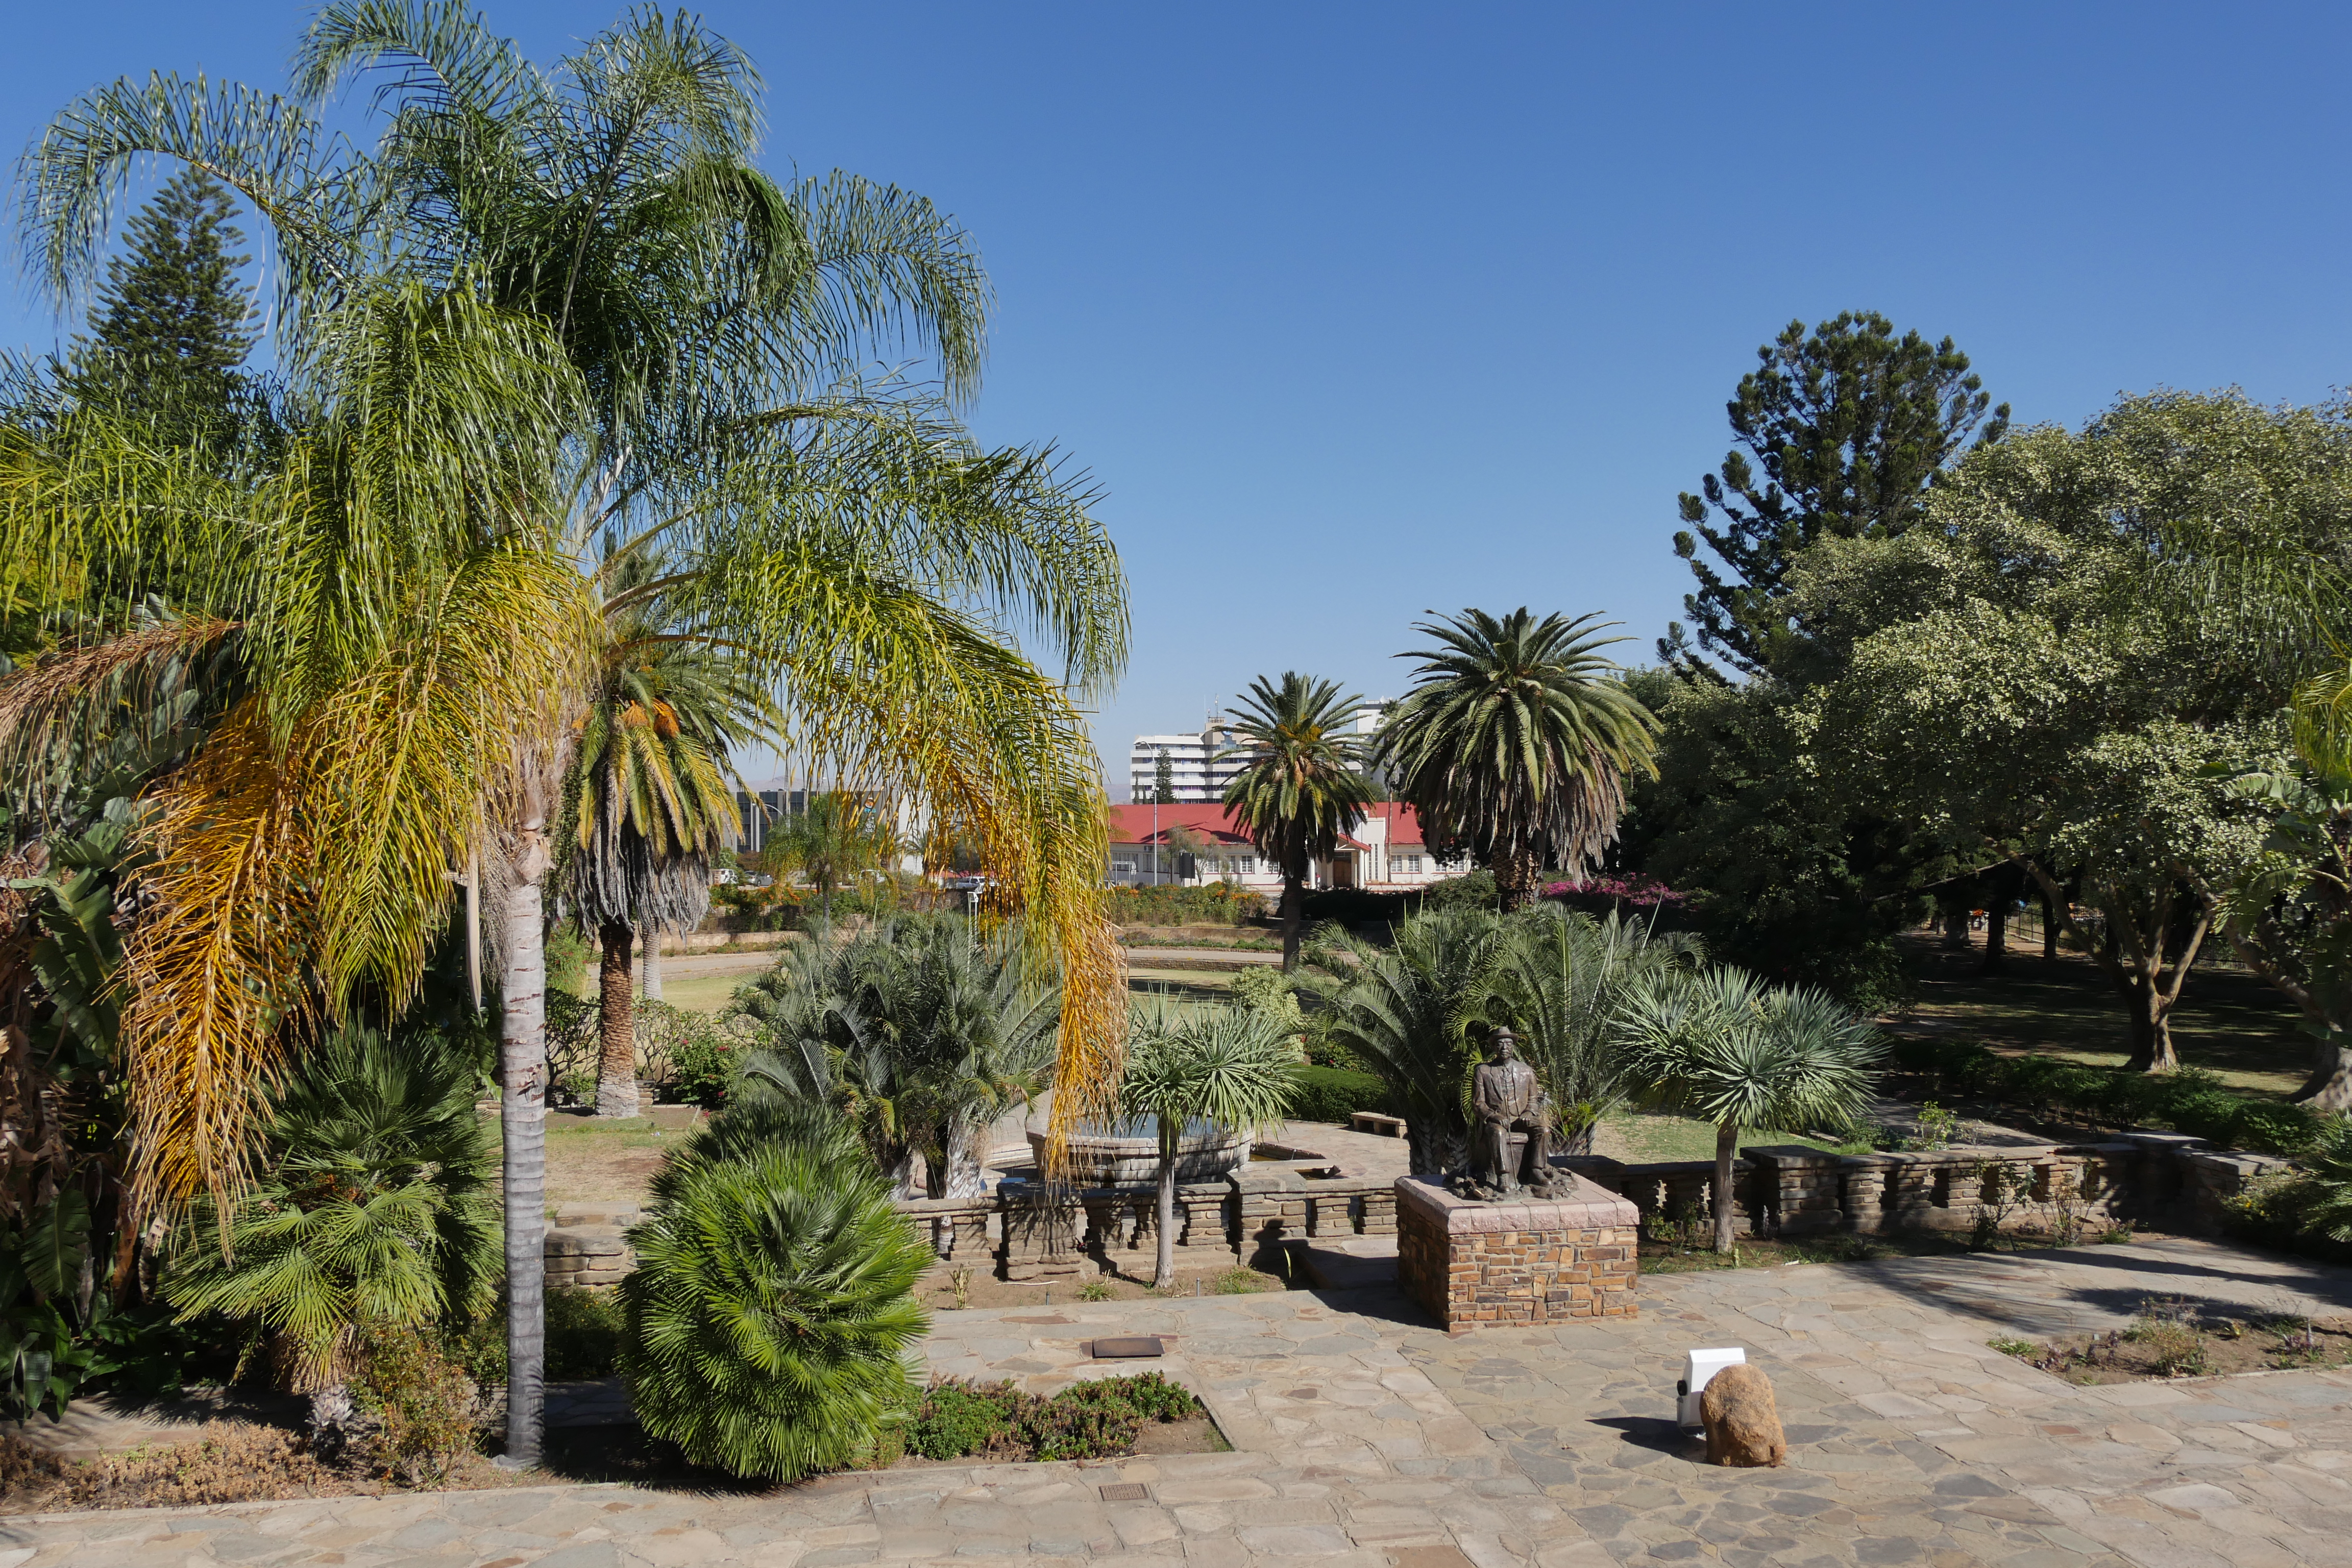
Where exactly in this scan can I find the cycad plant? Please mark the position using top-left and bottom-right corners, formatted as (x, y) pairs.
(621, 1112), (930, 1481)
(1219, 673), (1376, 968)
(1297, 909), (1509, 1175)
(723, 915), (1058, 1195)
(1377, 609), (1660, 910)
(1119, 1002), (1297, 1287)
(1492, 906), (1704, 1155)
(160, 1026), (499, 1398)
(1614, 968), (1882, 1250)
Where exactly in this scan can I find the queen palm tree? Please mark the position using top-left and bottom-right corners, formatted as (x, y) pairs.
(763, 791), (900, 919)
(21, 1), (1129, 1464)
(1614, 967), (1882, 1251)
(1119, 1002), (1296, 1288)
(1219, 673), (1374, 968)
(1377, 609), (1660, 911)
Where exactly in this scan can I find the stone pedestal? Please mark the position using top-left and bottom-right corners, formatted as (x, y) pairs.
(1394, 1172), (1639, 1333)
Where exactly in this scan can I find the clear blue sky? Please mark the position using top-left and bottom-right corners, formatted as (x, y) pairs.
(6, 4), (2348, 795)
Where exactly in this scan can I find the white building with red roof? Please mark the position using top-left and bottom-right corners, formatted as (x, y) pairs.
(1105, 801), (1443, 891)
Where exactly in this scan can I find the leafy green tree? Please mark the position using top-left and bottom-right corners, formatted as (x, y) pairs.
(1618, 670), (1925, 1010)
(1662, 311), (2007, 676)
(1615, 968), (1881, 1251)
(161, 1026), (498, 1407)
(1219, 674), (1374, 967)
(621, 1114), (930, 1481)
(1119, 1003), (1296, 1287)
(63, 168), (258, 444)
(1378, 609), (1658, 912)
(1297, 909), (1507, 1174)
(1797, 392), (2352, 1069)
(1491, 906), (1703, 1155)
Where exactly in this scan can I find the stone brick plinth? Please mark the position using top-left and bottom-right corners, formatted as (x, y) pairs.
(1395, 1173), (1639, 1333)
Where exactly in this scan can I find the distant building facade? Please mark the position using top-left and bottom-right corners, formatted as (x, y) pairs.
(1126, 726), (1246, 804)
(1106, 802), (1442, 891)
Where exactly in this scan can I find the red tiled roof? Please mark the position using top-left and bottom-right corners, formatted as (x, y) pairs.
(1107, 801), (1423, 850)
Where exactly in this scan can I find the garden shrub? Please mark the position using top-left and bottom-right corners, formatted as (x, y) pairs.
(1285, 1065), (1389, 1123)
(1417, 870), (1498, 912)
(546, 1287), (626, 1380)
(621, 1125), (930, 1481)
(1300, 887), (1405, 925)
(1108, 882), (1266, 926)
(903, 1373), (1204, 1462)
(2228, 1101), (2322, 1158)
(353, 1321), (479, 1484)
(906, 1378), (1020, 1459)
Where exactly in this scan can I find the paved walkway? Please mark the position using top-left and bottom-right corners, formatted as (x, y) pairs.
(11, 1237), (2352, 1567)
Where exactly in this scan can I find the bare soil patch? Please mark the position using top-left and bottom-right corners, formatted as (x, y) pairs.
(0, 1421), (535, 1513)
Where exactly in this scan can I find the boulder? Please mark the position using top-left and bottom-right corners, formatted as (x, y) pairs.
(1700, 1362), (1786, 1467)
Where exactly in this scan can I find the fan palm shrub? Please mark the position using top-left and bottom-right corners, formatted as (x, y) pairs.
(1492, 906), (1704, 1155)
(1614, 968), (1883, 1250)
(1119, 1003), (1297, 1287)
(160, 1026), (498, 1399)
(1219, 673), (1376, 968)
(1297, 909), (1509, 1175)
(1377, 609), (1660, 910)
(621, 1120), (930, 1481)
(22, 1), (1128, 1463)
(762, 792), (904, 919)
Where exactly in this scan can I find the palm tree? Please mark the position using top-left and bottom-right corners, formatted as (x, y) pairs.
(1492, 905), (1704, 1156)
(1377, 609), (1660, 911)
(763, 792), (901, 919)
(23, 4), (1129, 1463)
(1614, 968), (1882, 1251)
(1119, 1002), (1296, 1288)
(561, 572), (777, 1119)
(1296, 909), (1508, 1175)
(1219, 673), (1375, 968)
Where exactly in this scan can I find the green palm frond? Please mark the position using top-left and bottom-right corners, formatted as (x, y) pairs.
(1378, 608), (1659, 906)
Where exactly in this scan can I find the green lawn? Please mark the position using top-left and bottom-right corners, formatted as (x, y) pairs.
(648, 973), (746, 1016)
(1894, 934), (2307, 1099)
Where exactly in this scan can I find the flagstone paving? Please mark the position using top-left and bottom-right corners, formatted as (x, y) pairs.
(8, 1236), (2352, 1567)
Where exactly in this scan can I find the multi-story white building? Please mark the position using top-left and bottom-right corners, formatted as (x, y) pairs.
(1129, 705), (1390, 804)
(1126, 726), (1247, 804)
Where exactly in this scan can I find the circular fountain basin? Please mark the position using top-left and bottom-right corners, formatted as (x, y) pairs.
(1025, 1112), (1253, 1184)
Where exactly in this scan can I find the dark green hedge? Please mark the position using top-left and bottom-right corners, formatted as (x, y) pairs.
(1285, 1065), (1390, 1124)
(1889, 1038), (2322, 1156)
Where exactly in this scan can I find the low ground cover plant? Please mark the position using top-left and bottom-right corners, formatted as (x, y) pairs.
(904, 1373), (1205, 1462)
(1990, 1296), (2352, 1382)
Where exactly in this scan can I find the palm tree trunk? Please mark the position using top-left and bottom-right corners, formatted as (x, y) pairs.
(499, 825), (552, 1469)
(595, 922), (640, 1118)
(641, 933), (664, 1000)
(1712, 1119), (1738, 1253)
(1279, 873), (1304, 971)
(941, 1119), (986, 1198)
(1155, 1116), (1178, 1289)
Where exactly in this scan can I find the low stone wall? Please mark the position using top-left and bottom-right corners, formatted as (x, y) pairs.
(1395, 1173), (1639, 1332)
(1564, 1130), (2292, 1243)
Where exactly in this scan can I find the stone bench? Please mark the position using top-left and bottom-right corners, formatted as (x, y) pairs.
(1350, 1111), (1407, 1137)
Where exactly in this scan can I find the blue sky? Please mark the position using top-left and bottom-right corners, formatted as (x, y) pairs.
(6, 3), (2349, 794)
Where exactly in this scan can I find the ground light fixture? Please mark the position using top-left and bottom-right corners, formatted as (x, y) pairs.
(1677, 1347), (1747, 1425)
